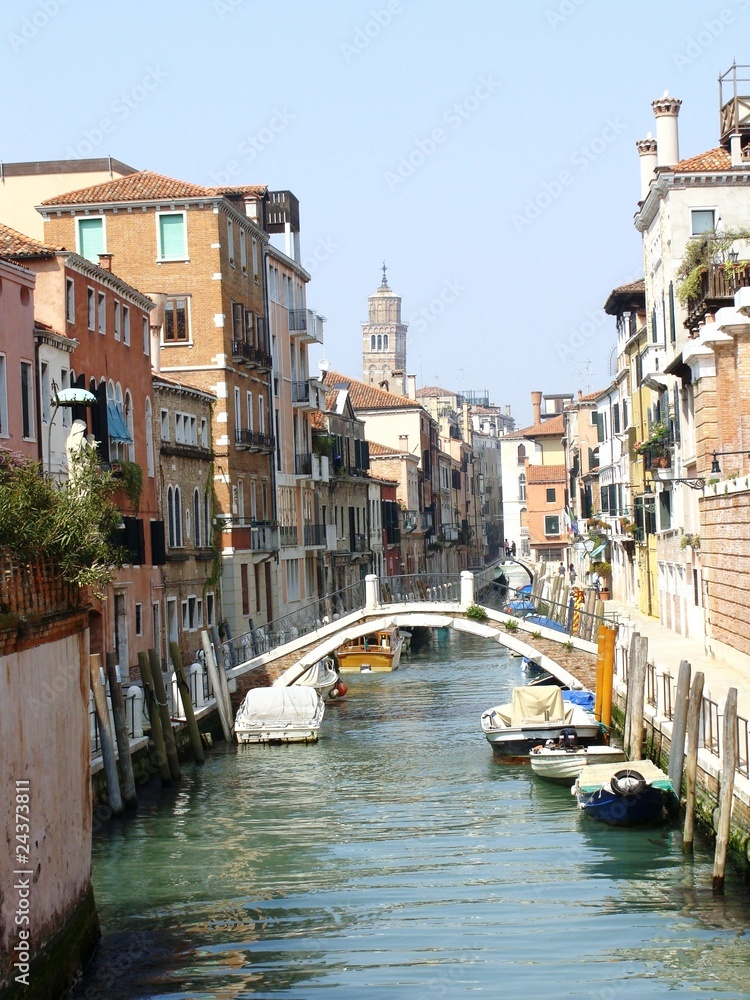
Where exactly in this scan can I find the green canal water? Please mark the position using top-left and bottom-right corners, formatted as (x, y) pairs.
(76, 632), (750, 999)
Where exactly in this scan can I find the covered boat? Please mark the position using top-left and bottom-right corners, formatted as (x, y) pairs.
(276, 656), (344, 700)
(235, 686), (325, 744)
(480, 685), (601, 759)
(336, 625), (403, 673)
(572, 760), (676, 826)
(530, 737), (626, 783)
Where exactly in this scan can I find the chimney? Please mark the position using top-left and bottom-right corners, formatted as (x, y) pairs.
(651, 92), (682, 167)
(406, 374), (417, 400)
(730, 133), (743, 167)
(97, 252), (113, 272)
(505, 405), (511, 416)
(636, 134), (658, 199)
(146, 292), (168, 374)
(318, 359), (330, 378)
(531, 390), (542, 426)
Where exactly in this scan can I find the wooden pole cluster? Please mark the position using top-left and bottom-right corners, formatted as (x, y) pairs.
(104, 651), (137, 809)
(202, 630), (234, 742)
(89, 653), (123, 816)
(137, 651), (172, 785)
(682, 670), (705, 854)
(170, 641), (205, 764)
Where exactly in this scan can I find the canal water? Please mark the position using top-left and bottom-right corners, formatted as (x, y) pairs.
(76, 632), (750, 999)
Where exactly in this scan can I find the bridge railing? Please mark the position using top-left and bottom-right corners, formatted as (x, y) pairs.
(220, 580), (366, 668)
(380, 573), (461, 604)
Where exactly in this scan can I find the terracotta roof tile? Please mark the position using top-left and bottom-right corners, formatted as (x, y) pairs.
(505, 413), (564, 439)
(0, 222), (64, 257)
(526, 463), (567, 483)
(368, 441), (406, 456)
(416, 385), (454, 397)
(672, 148), (731, 173)
(41, 170), (243, 207)
(322, 370), (422, 412)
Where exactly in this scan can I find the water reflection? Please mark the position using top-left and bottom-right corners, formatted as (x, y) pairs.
(76, 631), (750, 999)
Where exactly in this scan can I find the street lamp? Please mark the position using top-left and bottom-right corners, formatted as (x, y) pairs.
(47, 382), (97, 477)
(710, 450), (750, 475)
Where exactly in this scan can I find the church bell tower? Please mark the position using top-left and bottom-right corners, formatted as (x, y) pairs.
(362, 263), (407, 395)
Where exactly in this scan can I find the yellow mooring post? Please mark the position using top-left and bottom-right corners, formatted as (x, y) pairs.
(595, 627), (608, 723)
(600, 626), (616, 732)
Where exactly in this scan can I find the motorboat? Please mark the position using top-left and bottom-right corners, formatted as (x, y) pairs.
(234, 686), (325, 744)
(336, 625), (403, 673)
(572, 759), (676, 826)
(480, 685), (601, 760)
(530, 733), (626, 783)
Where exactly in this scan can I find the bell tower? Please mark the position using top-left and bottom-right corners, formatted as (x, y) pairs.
(362, 263), (407, 394)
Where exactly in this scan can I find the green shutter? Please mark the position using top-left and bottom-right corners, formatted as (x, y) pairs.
(159, 214), (186, 259)
(78, 218), (104, 262)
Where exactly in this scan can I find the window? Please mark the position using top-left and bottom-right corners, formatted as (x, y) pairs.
(194, 489), (201, 547)
(113, 300), (120, 341)
(122, 305), (130, 346)
(544, 515), (560, 536)
(241, 563), (250, 616)
(517, 444), (526, 464)
(612, 403), (620, 435)
(20, 361), (34, 439)
(167, 486), (182, 547)
(87, 287), (95, 330)
(286, 559), (300, 602)
(160, 408), (169, 441)
(163, 296), (190, 342)
(227, 217), (234, 265)
(234, 387), (241, 437)
(246, 391), (253, 430)
(258, 396), (265, 434)
(252, 238), (259, 280)
(157, 212), (187, 260)
(546, 488), (556, 503)
(0, 355), (9, 435)
(97, 291), (106, 334)
(206, 593), (215, 626)
(240, 230), (247, 272)
(66, 278), (75, 324)
(77, 217), (105, 262)
(200, 417), (208, 448)
(142, 316), (150, 356)
(124, 391), (134, 462)
(40, 362), (50, 425)
(659, 490), (672, 531)
(518, 473), (526, 501)
(145, 398), (154, 477)
(135, 603), (143, 637)
(690, 208), (715, 236)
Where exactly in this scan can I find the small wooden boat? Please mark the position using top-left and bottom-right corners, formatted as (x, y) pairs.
(530, 739), (626, 783)
(336, 625), (403, 673)
(234, 687), (324, 744)
(480, 686), (601, 760)
(572, 760), (676, 826)
(277, 656), (343, 700)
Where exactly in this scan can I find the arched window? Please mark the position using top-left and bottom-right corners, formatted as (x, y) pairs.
(204, 491), (210, 547)
(517, 444), (526, 464)
(145, 398), (154, 477)
(174, 486), (182, 546)
(167, 486), (175, 547)
(371, 335), (376, 350)
(520, 507), (527, 527)
(124, 390), (134, 462)
(383, 334), (388, 350)
(194, 488), (201, 547)
(518, 473), (526, 501)
(377, 334), (382, 350)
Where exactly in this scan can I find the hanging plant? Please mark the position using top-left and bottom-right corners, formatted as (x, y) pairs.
(118, 460), (143, 513)
(676, 227), (750, 305)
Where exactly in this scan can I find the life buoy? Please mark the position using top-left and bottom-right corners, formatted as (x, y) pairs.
(610, 769), (647, 797)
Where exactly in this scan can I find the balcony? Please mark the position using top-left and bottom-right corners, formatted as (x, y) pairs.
(289, 308), (325, 346)
(280, 525), (299, 547)
(232, 340), (247, 364)
(350, 533), (368, 553)
(421, 510), (434, 532)
(311, 454), (330, 482)
(236, 429), (275, 453)
(235, 340), (272, 371)
(251, 523), (279, 552)
(295, 452), (313, 477)
(291, 380), (310, 405)
(220, 519), (279, 552)
(303, 523), (326, 547)
(442, 525), (460, 543)
(685, 262), (750, 333)
(402, 510), (418, 532)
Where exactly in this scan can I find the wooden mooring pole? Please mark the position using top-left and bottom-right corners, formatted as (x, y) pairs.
(104, 651), (137, 809)
(89, 654), (123, 816)
(169, 641), (205, 764)
(682, 670), (705, 854)
(137, 651), (171, 785)
(148, 648), (181, 782)
(202, 630), (233, 743)
(713, 686), (738, 894)
(623, 631), (639, 754)
(627, 635), (648, 760)
(668, 660), (691, 796)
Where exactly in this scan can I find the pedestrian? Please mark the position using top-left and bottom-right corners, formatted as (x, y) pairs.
(510, 541), (516, 558)
(504, 539), (510, 558)
(558, 561), (565, 577)
(568, 563), (576, 586)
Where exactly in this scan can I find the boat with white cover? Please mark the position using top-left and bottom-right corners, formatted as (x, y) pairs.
(480, 686), (601, 760)
(530, 741), (626, 783)
(275, 656), (343, 700)
(235, 686), (325, 744)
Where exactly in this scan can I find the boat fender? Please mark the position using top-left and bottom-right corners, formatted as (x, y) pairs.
(530, 744), (543, 754)
(610, 769), (647, 798)
(337, 681), (347, 696)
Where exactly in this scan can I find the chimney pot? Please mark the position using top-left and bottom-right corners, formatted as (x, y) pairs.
(97, 252), (113, 272)
(651, 94), (682, 167)
(531, 390), (542, 426)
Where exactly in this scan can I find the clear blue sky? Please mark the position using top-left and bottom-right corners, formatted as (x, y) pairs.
(2, 0), (746, 425)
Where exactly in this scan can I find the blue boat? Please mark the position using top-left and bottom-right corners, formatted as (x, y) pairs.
(573, 760), (676, 827)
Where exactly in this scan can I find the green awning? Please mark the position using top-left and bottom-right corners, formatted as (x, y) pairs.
(589, 542), (608, 560)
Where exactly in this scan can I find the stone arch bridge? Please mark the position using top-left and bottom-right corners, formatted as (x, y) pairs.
(222, 572), (600, 710)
